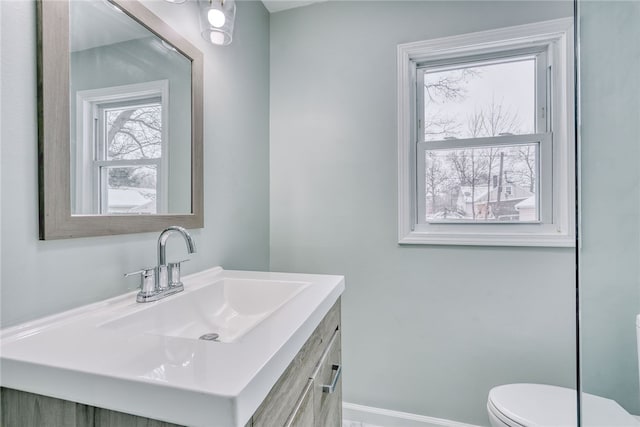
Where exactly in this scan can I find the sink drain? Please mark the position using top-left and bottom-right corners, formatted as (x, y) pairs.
(199, 333), (220, 341)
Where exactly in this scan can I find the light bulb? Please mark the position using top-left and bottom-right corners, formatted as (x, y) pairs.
(207, 9), (226, 28)
(210, 31), (226, 45)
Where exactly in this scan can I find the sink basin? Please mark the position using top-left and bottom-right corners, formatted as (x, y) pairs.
(101, 278), (309, 342)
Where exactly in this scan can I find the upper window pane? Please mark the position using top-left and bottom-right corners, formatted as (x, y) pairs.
(104, 102), (162, 161)
(423, 58), (536, 141)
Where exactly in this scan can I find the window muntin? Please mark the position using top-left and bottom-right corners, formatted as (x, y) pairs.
(416, 50), (549, 225)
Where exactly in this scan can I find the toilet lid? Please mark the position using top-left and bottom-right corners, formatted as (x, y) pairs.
(489, 384), (576, 427)
(488, 384), (640, 427)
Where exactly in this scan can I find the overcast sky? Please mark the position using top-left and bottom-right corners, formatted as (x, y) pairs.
(424, 58), (536, 140)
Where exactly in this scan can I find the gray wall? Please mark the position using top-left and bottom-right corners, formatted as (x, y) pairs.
(269, 2), (575, 424)
(0, 0), (270, 327)
(579, 1), (640, 416)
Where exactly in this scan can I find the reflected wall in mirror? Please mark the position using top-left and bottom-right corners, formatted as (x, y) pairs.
(37, 0), (203, 239)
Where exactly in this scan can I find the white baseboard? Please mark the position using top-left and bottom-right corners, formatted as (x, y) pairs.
(343, 402), (482, 427)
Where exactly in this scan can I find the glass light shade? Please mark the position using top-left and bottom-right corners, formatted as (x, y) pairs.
(198, 0), (235, 46)
(209, 30), (226, 45)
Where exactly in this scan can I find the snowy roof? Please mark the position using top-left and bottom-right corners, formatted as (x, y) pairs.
(515, 196), (536, 210)
(460, 183), (533, 204)
(108, 189), (148, 207)
(108, 188), (155, 210)
(459, 186), (488, 204)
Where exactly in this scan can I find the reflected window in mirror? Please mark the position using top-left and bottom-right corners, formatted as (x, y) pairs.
(75, 81), (169, 215)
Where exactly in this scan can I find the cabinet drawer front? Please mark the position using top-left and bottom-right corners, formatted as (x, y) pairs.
(284, 379), (314, 427)
(313, 329), (342, 427)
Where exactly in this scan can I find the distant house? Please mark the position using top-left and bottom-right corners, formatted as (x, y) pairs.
(456, 178), (534, 220)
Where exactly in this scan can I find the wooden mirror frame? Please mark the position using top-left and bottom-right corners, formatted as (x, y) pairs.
(37, 0), (203, 239)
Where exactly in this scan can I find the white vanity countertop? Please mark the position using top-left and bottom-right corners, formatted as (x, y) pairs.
(0, 267), (345, 427)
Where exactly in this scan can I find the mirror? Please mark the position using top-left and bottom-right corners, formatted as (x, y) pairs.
(37, 0), (203, 239)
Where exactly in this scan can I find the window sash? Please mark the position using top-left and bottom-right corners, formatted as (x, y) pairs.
(415, 47), (550, 145)
(95, 97), (162, 162)
(94, 159), (161, 214)
(416, 133), (552, 225)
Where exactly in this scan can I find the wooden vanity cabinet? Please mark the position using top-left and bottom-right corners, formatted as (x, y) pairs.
(0, 299), (342, 427)
(251, 299), (342, 427)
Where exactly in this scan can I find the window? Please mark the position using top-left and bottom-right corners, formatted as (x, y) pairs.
(397, 19), (574, 246)
(74, 81), (169, 215)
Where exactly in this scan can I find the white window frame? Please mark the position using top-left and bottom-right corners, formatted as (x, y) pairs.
(75, 80), (169, 215)
(397, 18), (575, 247)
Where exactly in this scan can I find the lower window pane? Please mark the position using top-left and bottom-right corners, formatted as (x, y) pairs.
(424, 144), (538, 222)
(102, 166), (157, 214)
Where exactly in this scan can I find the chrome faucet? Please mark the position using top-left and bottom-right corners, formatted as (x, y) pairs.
(125, 226), (197, 303)
(157, 226), (196, 291)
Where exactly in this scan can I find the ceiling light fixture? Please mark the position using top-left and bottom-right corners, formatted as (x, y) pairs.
(163, 0), (236, 46)
(198, 0), (236, 46)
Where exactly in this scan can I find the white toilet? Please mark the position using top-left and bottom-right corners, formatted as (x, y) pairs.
(487, 316), (640, 426)
(487, 383), (639, 426)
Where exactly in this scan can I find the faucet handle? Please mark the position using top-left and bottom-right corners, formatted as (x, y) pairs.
(167, 259), (189, 289)
(124, 268), (147, 277)
(124, 267), (157, 295)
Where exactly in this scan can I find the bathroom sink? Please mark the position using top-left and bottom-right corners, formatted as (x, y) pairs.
(0, 267), (344, 426)
(101, 278), (309, 342)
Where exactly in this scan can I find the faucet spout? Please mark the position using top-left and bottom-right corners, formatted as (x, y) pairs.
(157, 226), (196, 266)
